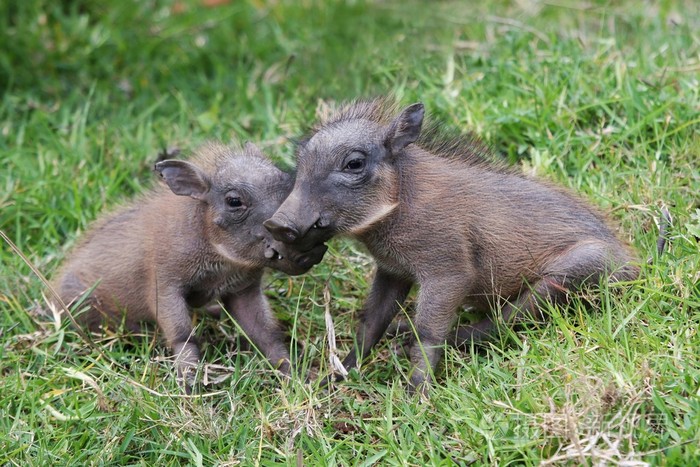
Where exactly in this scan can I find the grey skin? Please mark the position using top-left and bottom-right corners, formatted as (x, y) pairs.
(264, 99), (640, 394)
(51, 142), (327, 390)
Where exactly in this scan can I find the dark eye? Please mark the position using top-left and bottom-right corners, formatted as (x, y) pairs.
(226, 196), (243, 208)
(343, 155), (366, 172)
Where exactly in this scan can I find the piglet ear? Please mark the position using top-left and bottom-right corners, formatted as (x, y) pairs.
(384, 103), (424, 156)
(243, 141), (265, 158)
(154, 159), (210, 200)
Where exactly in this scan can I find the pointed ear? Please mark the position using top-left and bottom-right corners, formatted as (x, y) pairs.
(384, 103), (424, 155)
(154, 160), (210, 200)
(243, 141), (266, 159)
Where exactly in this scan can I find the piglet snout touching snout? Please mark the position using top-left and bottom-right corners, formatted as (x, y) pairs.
(264, 238), (328, 275)
(263, 216), (302, 243)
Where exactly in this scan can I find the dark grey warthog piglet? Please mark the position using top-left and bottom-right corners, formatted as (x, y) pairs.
(264, 98), (640, 394)
(52, 141), (327, 389)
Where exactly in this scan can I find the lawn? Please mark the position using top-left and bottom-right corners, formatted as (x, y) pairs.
(1, 0), (699, 464)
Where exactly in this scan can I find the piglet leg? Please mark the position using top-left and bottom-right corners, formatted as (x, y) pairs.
(222, 283), (291, 375)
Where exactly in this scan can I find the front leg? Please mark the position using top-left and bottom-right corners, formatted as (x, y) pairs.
(222, 282), (291, 375)
(154, 288), (201, 393)
(341, 268), (413, 376)
(408, 276), (468, 395)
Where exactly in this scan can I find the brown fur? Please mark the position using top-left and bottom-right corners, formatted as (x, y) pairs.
(52, 141), (327, 391)
(265, 98), (640, 394)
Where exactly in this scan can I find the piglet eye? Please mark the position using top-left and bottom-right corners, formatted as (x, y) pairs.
(344, 155), (366, 172)
(226, 196), (243, 208)
(346, 159), (364, 170)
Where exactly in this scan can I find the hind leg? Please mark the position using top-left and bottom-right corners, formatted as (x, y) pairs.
(453, 239), (639, 347)
(54, 272), (138, 333)
(54, 272), (102, 329)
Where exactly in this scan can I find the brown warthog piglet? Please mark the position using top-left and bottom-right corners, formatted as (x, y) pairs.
(264, 98), (639, 394)
(52, 142), (327, 389)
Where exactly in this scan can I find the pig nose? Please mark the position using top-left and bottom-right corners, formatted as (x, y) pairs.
(263, 218), (300, 243)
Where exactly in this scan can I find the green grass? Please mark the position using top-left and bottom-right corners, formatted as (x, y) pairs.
(2, 0), (699, 464)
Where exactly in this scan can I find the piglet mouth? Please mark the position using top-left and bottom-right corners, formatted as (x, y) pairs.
(264, 246), (284, 261)
(264, 241), (328, 275)
(294, 243), (328, 269)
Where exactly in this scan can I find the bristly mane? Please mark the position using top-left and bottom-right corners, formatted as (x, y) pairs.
(417, 120), (513, 172)
(189, 141), (275, 174)
(313, 96), (400, 130)
(309, 97), (512, 172)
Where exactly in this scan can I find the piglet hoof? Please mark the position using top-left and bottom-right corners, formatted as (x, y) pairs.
(176, 363), (199, 395)
(173, 342), (201, 394)
(407, 373), (432, 401)
(273, 357), (292, 379)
